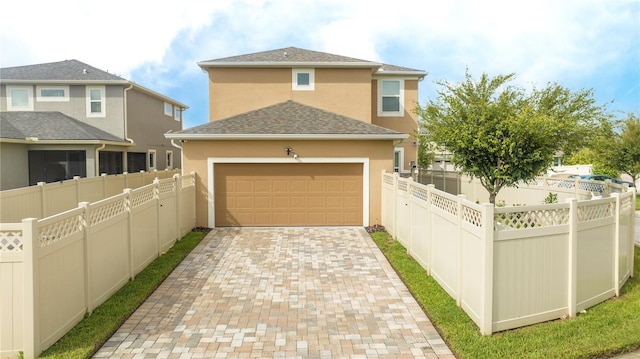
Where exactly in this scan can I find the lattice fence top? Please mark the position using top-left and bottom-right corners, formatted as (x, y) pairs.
(620, 195), (633, 213)
(432, 193), (458, 215)
(578, 201), (613, 223)
(130, 187), (155, 208)
(39, 214), (83, 247)
(411, 185), (429, 202)
(494, 207), (570, 231)
(0, 229), (23, 252)
(158, 179), (176, 195)
(88, 198), (127, 226)
(462, 205), (483, 227)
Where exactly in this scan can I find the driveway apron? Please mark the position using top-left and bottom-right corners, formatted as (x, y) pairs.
(94, 227), (454, 358)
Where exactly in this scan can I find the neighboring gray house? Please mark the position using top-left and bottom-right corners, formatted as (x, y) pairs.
(0, 60), (188, 190)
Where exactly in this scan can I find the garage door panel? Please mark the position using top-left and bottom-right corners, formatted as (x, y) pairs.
(236, 197), (254, 209)
(235, 180), (253, 192)
(254, 197), (272, 209)
(272, 180), (289, 192)
(272, 196), (290, 209)
(290, 180), (307, 192)
(215, 163), (362, 226)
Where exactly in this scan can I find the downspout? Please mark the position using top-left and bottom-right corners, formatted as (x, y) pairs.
(169, 132), (183, 173)
(95, 143), (106, 176)
(123, 84), (135, 171)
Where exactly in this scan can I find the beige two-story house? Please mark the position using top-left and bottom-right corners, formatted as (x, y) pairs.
(0, 60), (188, 190)
(166, 47), (426, 227)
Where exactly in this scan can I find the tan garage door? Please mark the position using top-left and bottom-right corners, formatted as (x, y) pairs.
(214, 163), (363, 226)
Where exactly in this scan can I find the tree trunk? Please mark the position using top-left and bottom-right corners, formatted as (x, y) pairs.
(489, 191), (497, 204)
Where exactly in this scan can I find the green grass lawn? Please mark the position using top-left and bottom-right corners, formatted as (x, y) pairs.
(370, 231), (640, 359)
(39, 230), (209, 359)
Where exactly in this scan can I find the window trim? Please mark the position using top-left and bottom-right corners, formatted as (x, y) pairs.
(86, 86), (106, 117)
(164, 102), (173, 116)
(148, 149), (157, 171)
(166, 150), (173, 169)
(7, 85), (34, 111)
(394, 147), (405, 173)
(292, 68), (315, 91)
(36, 85), (69, 102)
(377, 79), (404, 117)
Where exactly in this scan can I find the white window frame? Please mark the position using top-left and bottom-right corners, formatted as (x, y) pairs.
(86, 86), (106, 117)
(394, 147), (405, 173)
(148, 149), (157, 171)
(36, 85), (69, 102)
(166, 150), (173, 169)
(164, 102), (173, 116)
(7, 86), (34, 111)
(292, 68), (315, 91)
(377, 79), (404, 117)
(174, 107), (181, 121)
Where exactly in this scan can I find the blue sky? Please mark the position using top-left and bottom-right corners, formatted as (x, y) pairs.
(1, 0), (638, 129)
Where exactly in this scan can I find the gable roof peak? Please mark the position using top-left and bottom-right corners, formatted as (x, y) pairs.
(0, 59), (127, 82)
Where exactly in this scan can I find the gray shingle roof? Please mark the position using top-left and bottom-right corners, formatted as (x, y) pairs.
(0, 112), (128, 142)
(168, 101), (406, 139)
(0, 59), (126, 82)
(200, 46), (377, 65)
(198, 46), (426, 75)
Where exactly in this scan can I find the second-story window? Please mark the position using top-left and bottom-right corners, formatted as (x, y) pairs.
(37, 86), (69, 102)
(292, 68), (315, 91)
(378, 79), (404, 117)
(174, 107), (181, 121)
(86, 86), (105, 117)
(164, 102), (173, 116)
(7, 86), (34, 111)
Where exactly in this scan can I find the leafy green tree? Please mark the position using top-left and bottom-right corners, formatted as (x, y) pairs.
(563, 148), (618, 177)
(413, 130), (436, 168)
(609, 113), (640, 185)
(416, 71), (608, 203)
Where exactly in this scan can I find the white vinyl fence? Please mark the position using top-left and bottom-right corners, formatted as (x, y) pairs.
(382, 171), (636, 335)
(0, 173), (196, 359)
(0, 169), (181, 223)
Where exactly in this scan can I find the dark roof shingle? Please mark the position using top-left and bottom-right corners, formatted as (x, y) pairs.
(0, 112), (127, 142)
(201, 46), (377, 65)
(171, 101), (404, 138)
(0, 59), (126, 82)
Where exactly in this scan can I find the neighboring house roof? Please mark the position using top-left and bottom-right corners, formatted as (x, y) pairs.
(0, 111), (131, 145)
(0, 59), (189, 109)
(0, 59), (127, 82)
(166, 100), (408, 140)
(198, 46), (427, 77)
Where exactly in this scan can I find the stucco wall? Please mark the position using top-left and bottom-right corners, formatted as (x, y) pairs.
(181, 139), (394, 228)
(371, 78), (420, 170)
(126, 88), (182, 169)
(208, 67), (373, 122)
(0, 143), (29, 190)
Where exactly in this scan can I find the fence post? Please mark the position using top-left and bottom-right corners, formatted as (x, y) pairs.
(481, 203), (494, 335)
(406, 177), (414, 254)
(631, 188), (637, 278)
(390, 172), (398, 238)
(173, 174), (181, 241)
(153, 178), (161, 257)
(456, 194), (467, 306)
(22, 218), (39, 359)
(612, 193), (621, 296)
(567, 198), (578, 318)
(74, 176), (81, 205)
(101, 173), (108, 198)
(123, 189), (135, 280)
(78, 201), (92, 314)
(426, 184), (435, 276)
(37, 182), (46, 218)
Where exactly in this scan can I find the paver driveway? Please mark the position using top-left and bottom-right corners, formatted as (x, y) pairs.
(94, 227), (454, 358)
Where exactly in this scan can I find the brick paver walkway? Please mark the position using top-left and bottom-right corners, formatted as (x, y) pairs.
(94, 227), (454, 358)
